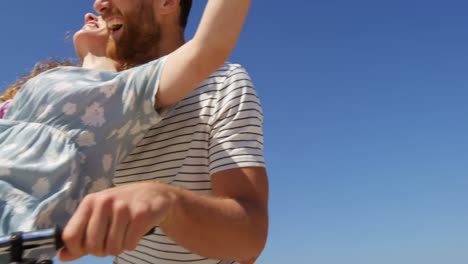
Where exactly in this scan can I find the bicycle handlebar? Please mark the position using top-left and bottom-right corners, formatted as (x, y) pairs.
(0, 226), (155, 263)
(0, 225), (62, 263)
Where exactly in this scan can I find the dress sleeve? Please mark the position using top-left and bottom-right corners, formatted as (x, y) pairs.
(208, 66), (265, 174)
(142, 56), (168, 113)
(127, 56), (172, 121)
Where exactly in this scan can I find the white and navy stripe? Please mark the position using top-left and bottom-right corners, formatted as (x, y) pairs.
(113, 63), (264, 264)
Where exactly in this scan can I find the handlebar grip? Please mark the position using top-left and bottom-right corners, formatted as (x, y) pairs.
(56, 226), (156, 249)
(0, 226), (62, 261)
(54, 225), (64, 250)
(0, 225), (155, 257)
(17, 225), (63, 250)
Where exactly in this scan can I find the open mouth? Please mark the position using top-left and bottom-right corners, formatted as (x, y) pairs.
(109, 23), (123, 32)
(107, 18), (124, 39)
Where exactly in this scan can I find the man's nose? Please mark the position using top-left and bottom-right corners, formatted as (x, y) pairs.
(93, 0), (110, 15)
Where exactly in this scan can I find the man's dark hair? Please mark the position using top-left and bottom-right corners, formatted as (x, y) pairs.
(180, 0), (192, 28)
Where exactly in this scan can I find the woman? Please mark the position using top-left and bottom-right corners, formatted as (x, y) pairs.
(0, 0), (250, 258)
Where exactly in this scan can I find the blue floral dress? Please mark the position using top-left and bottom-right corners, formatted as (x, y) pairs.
(0, 57), (167, 238)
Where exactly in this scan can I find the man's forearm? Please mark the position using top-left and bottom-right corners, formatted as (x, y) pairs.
(158, 183), (268, 261)
(58, 168), (268, 262)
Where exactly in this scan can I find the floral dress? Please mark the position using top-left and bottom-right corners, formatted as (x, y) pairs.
(0, 57), (167, 238)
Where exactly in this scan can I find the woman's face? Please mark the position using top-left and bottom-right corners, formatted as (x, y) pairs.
(94, 0), (162, 66)
(73, 13), (109, 61)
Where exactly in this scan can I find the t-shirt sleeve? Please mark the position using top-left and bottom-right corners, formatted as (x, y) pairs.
(208, 66), (265, 174)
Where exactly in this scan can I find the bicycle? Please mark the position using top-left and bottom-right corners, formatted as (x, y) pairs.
(0, 226), (62, 264)
(0, 226), (155, 264)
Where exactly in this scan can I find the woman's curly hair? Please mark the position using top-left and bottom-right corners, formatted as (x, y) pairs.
(0, 58), (78, 103)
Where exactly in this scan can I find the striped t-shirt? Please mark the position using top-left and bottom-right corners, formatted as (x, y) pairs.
(113, 63), (265, 264)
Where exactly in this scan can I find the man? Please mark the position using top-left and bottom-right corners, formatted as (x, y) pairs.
(59, 1), (269, 263)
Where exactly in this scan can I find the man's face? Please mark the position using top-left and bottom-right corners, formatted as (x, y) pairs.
(93, 0), (162, 67)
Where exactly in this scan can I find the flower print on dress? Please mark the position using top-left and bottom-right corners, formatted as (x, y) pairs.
(31, 178), (50, 199)
(63, 102), (77, 115)
(77, 131), (97, 147)
(81, 102), (106, 127)
(100, 84), (118, 98)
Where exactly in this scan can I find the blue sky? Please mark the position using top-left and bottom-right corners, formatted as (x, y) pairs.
(1, 1), (468, 263)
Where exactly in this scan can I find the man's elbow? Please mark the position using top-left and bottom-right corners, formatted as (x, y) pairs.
(253, 213), (269, 259)
(241, 208), (269, 262)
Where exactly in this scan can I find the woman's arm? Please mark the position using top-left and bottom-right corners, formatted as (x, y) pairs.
(156, 0), (251, 108)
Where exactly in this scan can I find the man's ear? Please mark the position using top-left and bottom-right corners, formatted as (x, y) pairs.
(157, 0), (180, 15)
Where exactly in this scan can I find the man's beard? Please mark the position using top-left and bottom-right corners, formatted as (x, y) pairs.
(106, 6), (161, 69)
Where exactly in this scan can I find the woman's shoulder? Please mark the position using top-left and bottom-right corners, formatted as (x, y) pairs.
(130, 55), (169, 72)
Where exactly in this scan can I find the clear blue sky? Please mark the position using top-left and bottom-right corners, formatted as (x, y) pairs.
(1, 1), (468, 263)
